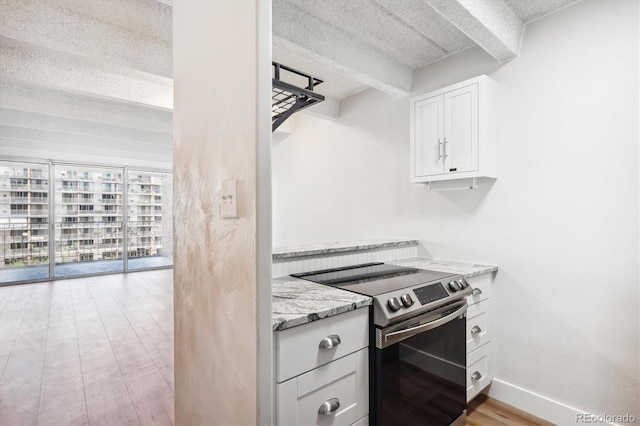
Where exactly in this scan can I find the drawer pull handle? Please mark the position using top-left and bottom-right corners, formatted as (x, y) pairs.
(470, 325), (482, 335)
(318, 397), (340, 415)
(318, 335), (341, 349)
(471, 371), (482, 382)
(472, 288), (483, 296)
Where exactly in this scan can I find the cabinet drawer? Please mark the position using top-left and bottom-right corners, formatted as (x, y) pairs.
(277, 349), (368, 426)
(276, 308), (369, 383)
(466, 300), (491, 353)
(466, 343), (492, 402)
(466, 274), (492, 305)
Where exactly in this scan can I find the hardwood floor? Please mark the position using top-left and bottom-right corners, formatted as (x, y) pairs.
(0, 270), (174, 426)
(1, 269), (551, 426)
(468, 394), (554, 426)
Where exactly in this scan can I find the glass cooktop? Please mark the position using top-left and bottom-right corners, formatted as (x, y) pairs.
(292, 262), (456, 297)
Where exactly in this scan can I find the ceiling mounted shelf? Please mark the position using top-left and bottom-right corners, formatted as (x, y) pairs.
(272, 62), (324, 132)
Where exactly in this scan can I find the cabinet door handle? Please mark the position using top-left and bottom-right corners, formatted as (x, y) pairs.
(318, 334), (341, 349)
(471, 371), (482, 382)
(318, 397), (340, 415)
(438, 138), (443, 160)
(470, 325), (482, 335)
(472, 288), (482, 296)
(443, 137), (448, 159)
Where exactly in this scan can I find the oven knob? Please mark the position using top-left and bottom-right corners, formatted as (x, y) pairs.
(400, 294), (414, 307)
(448, 281), (460, 292)
(458, 278), (468, 289)
(387, 297), (402, 312)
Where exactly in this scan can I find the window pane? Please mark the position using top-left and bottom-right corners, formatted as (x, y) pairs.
(0, 161), (49, 283)
(54, 166), (124, 277)
(127, 170), (173, 270)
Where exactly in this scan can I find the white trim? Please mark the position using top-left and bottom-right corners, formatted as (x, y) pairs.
(256, 1), (273, 425)
(487, 378), (620, 426)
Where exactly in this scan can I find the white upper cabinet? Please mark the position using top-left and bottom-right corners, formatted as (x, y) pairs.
(410, 75), (497, 183)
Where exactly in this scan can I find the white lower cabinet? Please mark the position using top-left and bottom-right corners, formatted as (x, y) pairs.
(465, 273), (495, 402)
(466, 299), (491, 353)
(276, 308), (369, 383)
(275, 308), (370, 426)
(277, 349), (368, 426)
(466, 342), (492, 400)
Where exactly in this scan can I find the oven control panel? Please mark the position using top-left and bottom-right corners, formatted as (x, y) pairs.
(413, 282), (449, 305)
(376, 275), (471, 327)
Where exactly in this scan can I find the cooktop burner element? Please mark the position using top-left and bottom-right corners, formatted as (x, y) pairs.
(292, 262), (471, 327)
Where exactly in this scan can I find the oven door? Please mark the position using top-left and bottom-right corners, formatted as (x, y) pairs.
(372, 301), (467, 426)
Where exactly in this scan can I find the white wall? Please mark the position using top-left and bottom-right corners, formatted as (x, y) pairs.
(272, 93), (406, 246)
(272, 0), (639, 421)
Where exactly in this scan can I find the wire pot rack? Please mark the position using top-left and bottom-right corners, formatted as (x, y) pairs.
(272, 62), (324, 131)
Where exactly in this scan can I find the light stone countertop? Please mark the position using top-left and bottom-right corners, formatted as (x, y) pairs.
(387, 257), (498, 278)
(272, 238), (419, 261)
(271, 256), (497, 331)
(272, 275), (372, 331)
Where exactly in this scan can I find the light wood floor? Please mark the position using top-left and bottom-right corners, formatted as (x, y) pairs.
(1, 269), (552, 426)
(468, 394), (554, 426)
(0, 270), (174, 426)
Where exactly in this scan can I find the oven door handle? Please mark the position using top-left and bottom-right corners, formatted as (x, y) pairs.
(377, 302), (467, 349)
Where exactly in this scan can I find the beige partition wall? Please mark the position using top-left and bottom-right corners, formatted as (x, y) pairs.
(173, 1), (272, 425)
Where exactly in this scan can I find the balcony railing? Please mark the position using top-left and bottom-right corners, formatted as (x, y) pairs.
(8, 184), (49, 191)
(10, 210), (48, 216)
(1, 217), (167, 269)
(53, 221), (165, 263)
(0, 223), (50, 266)
(0, 197), (48, 204)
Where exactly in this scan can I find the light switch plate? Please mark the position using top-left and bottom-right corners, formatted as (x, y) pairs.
(221, 179), (239, 218)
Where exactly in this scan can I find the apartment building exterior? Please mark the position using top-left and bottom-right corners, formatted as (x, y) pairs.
(0, 165), (49, 266)
(0, 162), (170, 270)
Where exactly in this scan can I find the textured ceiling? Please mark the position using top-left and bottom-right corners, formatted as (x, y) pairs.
(0, 0), (581, 151)
(280, 0), (474, 69)
(273, 0), (581, 117)
(505, 0), (578, 23)
(0, 0), (173, 168)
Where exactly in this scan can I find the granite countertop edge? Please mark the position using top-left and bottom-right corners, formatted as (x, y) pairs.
(272, 298), (372, 332)
(272, 276), (373, 332)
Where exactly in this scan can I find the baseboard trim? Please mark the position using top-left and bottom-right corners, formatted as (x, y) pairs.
(486, 378), (621, 425)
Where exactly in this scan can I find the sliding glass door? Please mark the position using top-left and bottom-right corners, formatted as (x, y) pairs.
(0, 159), (172, 284)
(54, 165), (124, 278)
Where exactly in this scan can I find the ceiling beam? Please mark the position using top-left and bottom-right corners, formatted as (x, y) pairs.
(425, 0), (523, 62)
(0, 137), (172, 170)
(0, 108), (171, 146)
(0, 81), (172, 134)
(0, 42), (173, 109)
(0, 0), (172, 78)
(273, 1), (412, 97)
(0, 125), (172, 158)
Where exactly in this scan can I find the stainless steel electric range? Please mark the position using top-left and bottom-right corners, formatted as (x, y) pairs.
(293, 262), (472, 426)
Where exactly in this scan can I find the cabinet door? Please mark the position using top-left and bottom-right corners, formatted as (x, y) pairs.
(412, 95), (444, 178)
(444, 84), (478, 174)
(276, 349), (368, 426)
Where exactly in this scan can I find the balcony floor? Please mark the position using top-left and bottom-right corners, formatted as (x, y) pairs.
(0, 256), (173, 284)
